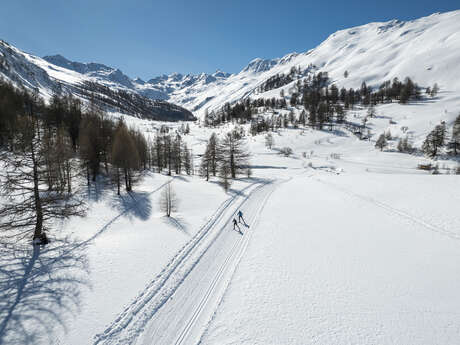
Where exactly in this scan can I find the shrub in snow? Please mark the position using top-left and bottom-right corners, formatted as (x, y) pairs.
(265, 133), (274, 149)
(279, 147), (293, 157)
(397, 136), (412, 153)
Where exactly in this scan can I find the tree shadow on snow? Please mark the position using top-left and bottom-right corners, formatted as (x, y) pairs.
(172, 175), (190, 183)
(82, 175), (112, 203)
(0, 238), (90, 345)
(250, 165), (287, 170)
(162, 215), (190, 236)
(109, 191), (153, 222)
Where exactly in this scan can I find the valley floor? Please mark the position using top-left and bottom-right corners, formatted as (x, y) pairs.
(200, 171), (460, 345)
(1, 120), (459, 345)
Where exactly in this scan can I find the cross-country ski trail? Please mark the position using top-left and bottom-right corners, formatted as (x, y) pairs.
(94, 179), (278, 345)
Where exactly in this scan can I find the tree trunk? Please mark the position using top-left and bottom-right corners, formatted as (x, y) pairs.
(66, 160), (72, 194)
(31, 144), (44, 242)
(86, 165), (90, 186)
(127, 170), (132, 192)
(124, 168), (129, 191)
(116, 168), (120, 195)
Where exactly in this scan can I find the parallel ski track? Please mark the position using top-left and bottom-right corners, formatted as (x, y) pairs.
(173, 180), (278, 345)
(94, 180), (269, 345)
(314, 176), (460, 241)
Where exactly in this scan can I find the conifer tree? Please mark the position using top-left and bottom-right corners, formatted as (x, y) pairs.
(172, 134), (182, 174)
(219, 164), (231, 192)
(199, 144), (211, 181)
(448, 114), (460, 155)
(375, 133), (387, 151)
(183, 143), (192, 175)
(219, 130), (250, 179)
(422, 122), (446, 157)
(153, 134), (164, 172)
(207, 133), (219, 176)
(79, 113), (104, 183)
(430, 83), (439, 97)
(397, 136), (412, 153)
(111, 121), (140, 193)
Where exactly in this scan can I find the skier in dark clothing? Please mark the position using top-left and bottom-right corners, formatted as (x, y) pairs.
(238, 210), (244, 223)
(238, 210), (248, 227)
(233, 218), (241, 232)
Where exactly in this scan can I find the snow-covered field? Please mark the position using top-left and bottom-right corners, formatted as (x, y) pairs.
(2, 98), (459, 345)
(200, 171), (460, 345)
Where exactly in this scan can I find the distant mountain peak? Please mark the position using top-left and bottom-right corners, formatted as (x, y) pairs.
(212, 69), (231, 78)
(43, 54), (70, 64)
(43, 55), (111, 73)
(242, 57), (278, 73)
(133, 77), (145, 85)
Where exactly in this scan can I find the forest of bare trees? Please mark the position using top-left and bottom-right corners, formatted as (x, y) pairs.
(0, 80), (195, 245)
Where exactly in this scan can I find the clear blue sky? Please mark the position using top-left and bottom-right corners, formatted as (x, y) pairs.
(1, 0), (458, 79)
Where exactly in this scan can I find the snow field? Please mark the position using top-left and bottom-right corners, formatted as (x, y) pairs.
(200, 170), (460, 345)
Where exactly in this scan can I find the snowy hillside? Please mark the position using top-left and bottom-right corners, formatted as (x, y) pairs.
(161, 10), (460, 117)
(0, 41), (195, 121)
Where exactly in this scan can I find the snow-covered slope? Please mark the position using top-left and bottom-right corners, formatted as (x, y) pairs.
(161, 10), (460, 117)
(2, 10), (459, 121)
(0, 41), (195, 121)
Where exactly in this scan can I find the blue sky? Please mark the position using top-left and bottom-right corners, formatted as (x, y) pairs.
(1, 1), (458, 79)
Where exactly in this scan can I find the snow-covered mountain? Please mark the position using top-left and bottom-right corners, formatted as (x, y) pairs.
(43, 55), (133, 87)
(0, 41), (195, 121)
(42, 54), (233, 105)
(1, 10), (460, 121)
(160, 10), (460, 117)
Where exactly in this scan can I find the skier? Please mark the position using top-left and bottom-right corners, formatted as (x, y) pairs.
(238, 210), (248, 227)
(233, 218), (241, 232)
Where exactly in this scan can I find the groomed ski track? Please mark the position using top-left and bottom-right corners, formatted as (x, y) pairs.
(94, 178), (278, 345)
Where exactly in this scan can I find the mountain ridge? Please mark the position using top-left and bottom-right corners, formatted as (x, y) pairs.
(1, 10), (459, 119)
(0, 40), (196, 121)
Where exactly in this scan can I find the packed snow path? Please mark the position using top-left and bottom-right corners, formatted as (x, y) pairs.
(94, 179), (278, 345)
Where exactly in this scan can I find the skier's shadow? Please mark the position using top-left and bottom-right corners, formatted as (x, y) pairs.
(240, 219), (250, 228)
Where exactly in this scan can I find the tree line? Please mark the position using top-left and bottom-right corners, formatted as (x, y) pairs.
(202, 70), (455, 160)
(204, 72), (433, 134)
(199, 128), (250, 191)
(374, 114), (460, 160)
